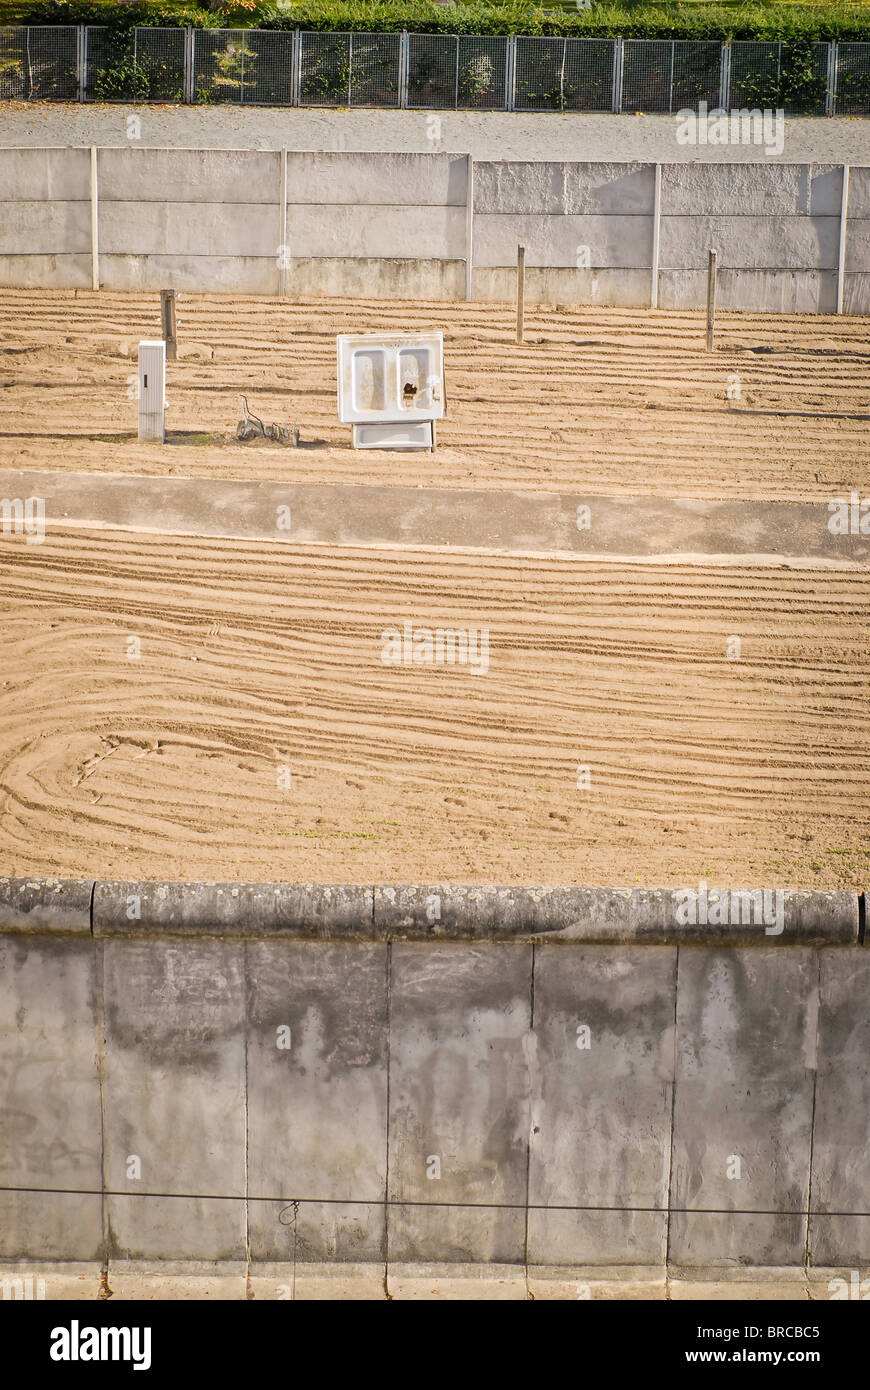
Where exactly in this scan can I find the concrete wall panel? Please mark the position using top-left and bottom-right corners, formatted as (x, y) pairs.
(474, 212), (652, 268)
(660, 215), (840, 270)
(246, 942), (388, 1263)
(843, 219), (870, 272)
(661, 162), (843, 217)
(843, 271), (870, 314)
(846, 166), (870, 218)
(563, 161), (655, 215)
(286, 203), (466, 260)
(0, 253), (92, 290)
(99, 254), (279, 295)
(0, 201), (90, 255)
(0, 148), (89, 201)
(285, 256), (465, 300)
(527, 946), (675, 1265)
(102, 940), (246, 1261)
(0, 937), (102, 1260)
(669, 948), (817, 1267)
(98, 147), (280, 204)
(99, 201), (280, 258)
(387, 944), (531, 1262)
(474, 266), (653, 306)
(474, 161), (654, 215)
(286, 151), (469, 206)
(808, 951), (870, 1266)
(658, 268), (837, 314)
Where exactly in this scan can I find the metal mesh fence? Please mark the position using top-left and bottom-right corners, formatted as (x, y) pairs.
(563, 37), (616, 112)
(193, 29), (249, 104)
(83, 27), (127, 102)
(672, 39), (721, 110)
(84, 28), (187, 103)
(836, 42), (870, 116)
(0, 27), (28, 99)
(6, 25), (78, 100)
(781, 40), (828, 116)
(0, 29), (862, 114)
(134, 27), (186, 103)
(730, 41), (781, 110)
(299, 30), (350, 106)
(349, 32), (400, 106)
(407, 33), (459, 109)
(621, 38), (719, 113)
(514, 36), (614, 112)
(234, 28), (294, 105)
(621, 39), (672, 112)
(514, 36), (568, 112)
(457, 35), (508, 110)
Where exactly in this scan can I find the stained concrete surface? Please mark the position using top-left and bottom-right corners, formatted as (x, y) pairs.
(5, 470), (870, 566)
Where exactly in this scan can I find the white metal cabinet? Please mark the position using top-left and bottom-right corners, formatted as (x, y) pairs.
(138, 339), (167, 444)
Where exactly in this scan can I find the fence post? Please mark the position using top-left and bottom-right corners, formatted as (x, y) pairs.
(668, 39), (675, 113)
(182, 28), (195, 103)
(347, 32), (353, 107)
(399, 30), (409, 109)
(706, 249), (717, 352)
(506, 35), (516, 112)
(76, 26), (86, 102)
(826, 41), (837, 116)
(612, 37), (624, 114)
(465, 154), (474, 302)
(719, 41), (731, 110)
(650, 162), (661, 309)
(90, 147), (99, 292)
(454, 34), (460, 109)
(292, 30), (301, 106)
(836, 165), (850, 315)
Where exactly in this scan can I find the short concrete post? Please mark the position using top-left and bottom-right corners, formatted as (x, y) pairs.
(706, 248), (718, 352)
(516, 244), (525, 345)
(160, 289), (177, 361)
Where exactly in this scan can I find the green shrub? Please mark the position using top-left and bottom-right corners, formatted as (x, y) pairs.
(2, 0), (870, 41)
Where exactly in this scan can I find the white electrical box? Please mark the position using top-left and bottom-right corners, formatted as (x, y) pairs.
(337, 332), (444, 450)
(138, 339), (167, 444)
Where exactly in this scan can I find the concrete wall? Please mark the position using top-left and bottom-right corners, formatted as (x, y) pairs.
(0, 879), (867, 1280)
(0, 148), (867, 311)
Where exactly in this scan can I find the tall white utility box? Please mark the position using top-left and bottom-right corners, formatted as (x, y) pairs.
(138, 339), (167, 443)
(337, 332), (444, 450)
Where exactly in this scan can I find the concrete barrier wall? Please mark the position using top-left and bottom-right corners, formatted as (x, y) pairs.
(0, 148), (867, 312)
(0, 879), (867, 1275)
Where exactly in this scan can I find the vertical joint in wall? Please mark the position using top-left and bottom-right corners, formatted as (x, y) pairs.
(836, 164), (850, 315)
(90, 146), (99, 292)
(465, 153), (474, 303)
